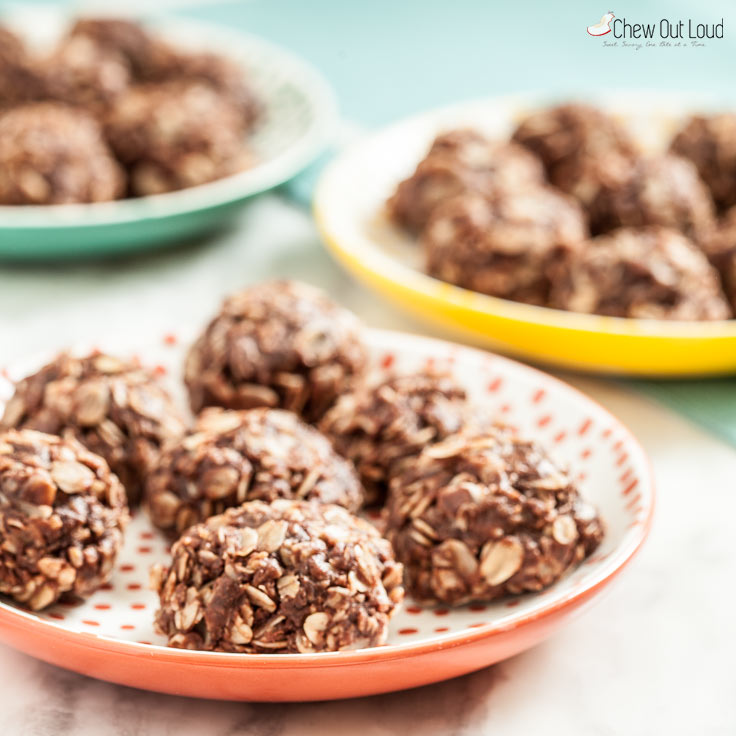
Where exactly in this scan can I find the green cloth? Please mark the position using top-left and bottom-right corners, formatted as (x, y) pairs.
(629, 379), (736, 446)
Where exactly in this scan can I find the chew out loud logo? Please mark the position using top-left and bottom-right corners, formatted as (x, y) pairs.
(587, 11), (724, 41)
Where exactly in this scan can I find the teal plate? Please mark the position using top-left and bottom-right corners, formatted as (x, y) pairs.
(0, 12), (338, 260)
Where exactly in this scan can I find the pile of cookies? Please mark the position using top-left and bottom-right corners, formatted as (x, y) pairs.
(0, 280), (603, 653)
(0, 18), (257, 203)
(388, 104), (736, 320)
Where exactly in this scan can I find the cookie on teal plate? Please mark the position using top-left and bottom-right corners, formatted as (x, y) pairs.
(0, 13), (338, 260)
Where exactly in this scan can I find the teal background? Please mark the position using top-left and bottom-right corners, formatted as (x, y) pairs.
(176, 0), (736, 125)
(2, 0), (735, 444)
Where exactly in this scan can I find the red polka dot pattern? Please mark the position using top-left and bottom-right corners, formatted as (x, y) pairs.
(487, 377), (503, 392)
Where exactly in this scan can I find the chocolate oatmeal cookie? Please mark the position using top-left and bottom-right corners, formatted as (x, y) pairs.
(146, 407), (364, 536)
(68, 18), (175, 81)
(422, 188), (587, 305)
(104, 80), (251, 196)
(588, 154), (716, 239)
(0, 25), (24, 62)
(549, 227), (732, 320)
(670, 114), (736, 211)
(0, 26), (45, 107)
(385, 428), (604, 606)
(512, 103), (638, 206)
(149, 49), (259, 131)
(41, 34), (131, 112)
(69, 18), (257, 128)
(388, 129), (546, 233)
(0, 429), (128, 610)
(184, 281), (368, 423)
(320, 372), (475, 506)
(0, 103), (124, 204)
(699, 206), (736, 311)
(151, 499), (404, 652)
(0, 353), (185, 506)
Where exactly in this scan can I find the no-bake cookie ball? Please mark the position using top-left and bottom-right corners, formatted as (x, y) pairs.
(422, 189), (587, 305)
(153, 50), (259, 132)
(0, 429), (128, 610)
(0, 26), (46, 107)
(670, 114), (736, 211)
(588, 154), (716, 239)
(68, 18), (175, 81)
(0, 25), (24, 61)
(0, 353), (186, 506)
(151, 499), (404, 652)
(0, 103), (124, 204)
(184, 280), (368, 423)
(320, 372), (474, 506)
(549, 227), (732, 320)
(146, 407), (364, 536)
(388, 129), (546, 233)
(68, 18), (257, 128)
(512, 103), (638, 206)
(41, 34), (131, 112)
(104, 80), (251, 196)
(385, 428), (604, 606)
(699, 206), (736, 312)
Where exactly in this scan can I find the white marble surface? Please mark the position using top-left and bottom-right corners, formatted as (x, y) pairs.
(0, 195), (734, 735)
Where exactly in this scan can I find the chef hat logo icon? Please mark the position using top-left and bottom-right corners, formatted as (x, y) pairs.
(587, 11), (615, 36)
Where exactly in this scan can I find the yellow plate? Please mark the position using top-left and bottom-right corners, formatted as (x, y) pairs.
(314, 93), (736, 377)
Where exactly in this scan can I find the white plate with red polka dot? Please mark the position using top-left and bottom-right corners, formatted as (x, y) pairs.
(0, 328), (653, 701)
